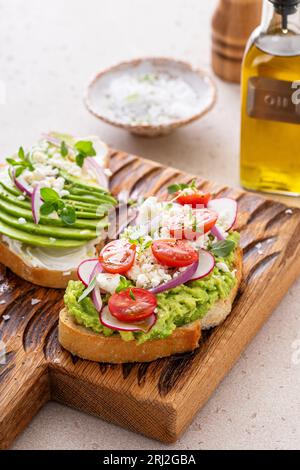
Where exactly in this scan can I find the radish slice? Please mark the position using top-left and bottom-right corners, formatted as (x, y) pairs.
(84, 157), (108, 189)
(12, 169), (33, 197)
(83, 136), (109, 189)
(100, 305), (156, 333)
(150, 259), (198, 294)
(77, 258), (101, 286)
(31, 185), (42, 224)
(92, 285), (103, 312)
(189, 249), (215, 281)
(207, 198), (237, 231)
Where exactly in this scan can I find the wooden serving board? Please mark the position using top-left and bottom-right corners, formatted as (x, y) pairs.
(1, 149), (300, 448)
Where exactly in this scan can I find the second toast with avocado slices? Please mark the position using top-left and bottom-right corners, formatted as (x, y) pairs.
(0, 133), (117, 288)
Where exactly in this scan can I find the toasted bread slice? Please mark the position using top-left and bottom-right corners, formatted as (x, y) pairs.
(58, 248), (242, 363)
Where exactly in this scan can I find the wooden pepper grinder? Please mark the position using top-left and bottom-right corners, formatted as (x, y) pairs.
(212, 0), (262, 83)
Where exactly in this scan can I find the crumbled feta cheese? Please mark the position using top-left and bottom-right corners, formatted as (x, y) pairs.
(3, 314), (10, 321)
(216, 262), (230, 273)
(31, 298), (41, 306)
(257, 250), (264, 255)
(17, 195), (26, 201)
(255, 242), (262, 249)
(285, 209), (293, 215)
(49, 237), (56, 243)
(97, 273), (121, 294)
(127, 246), (172, 289)
(0, 300), (6, 305)
(63, 271), (71, 276)
(104, 168), (112, 177)
(18, 217), (27, 225)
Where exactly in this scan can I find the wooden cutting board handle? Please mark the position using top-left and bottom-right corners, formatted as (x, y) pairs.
(211, 0), (262, 83)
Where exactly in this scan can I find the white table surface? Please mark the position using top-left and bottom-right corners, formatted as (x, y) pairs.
(1, 0), (299, 451)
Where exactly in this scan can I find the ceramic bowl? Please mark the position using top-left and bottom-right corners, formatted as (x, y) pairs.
(85, 57), (217, 137)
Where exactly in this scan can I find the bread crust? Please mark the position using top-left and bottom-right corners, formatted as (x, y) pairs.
(58, 248), (242, 363)
(59, 308), (201, 363)
(201, 247), (243, 329)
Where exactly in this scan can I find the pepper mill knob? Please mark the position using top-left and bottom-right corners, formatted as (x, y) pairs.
(211, 0), (262, 83)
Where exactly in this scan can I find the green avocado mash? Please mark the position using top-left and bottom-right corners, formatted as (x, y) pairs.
(64, 232), (240, 344)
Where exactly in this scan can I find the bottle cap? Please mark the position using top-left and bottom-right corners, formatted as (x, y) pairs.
(270, 0), (300, 15)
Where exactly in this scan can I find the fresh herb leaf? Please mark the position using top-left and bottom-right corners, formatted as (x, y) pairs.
(116, 276), (132, 293)
(167, 181), (198, 195)
(6, 158), (18, 166)
(167, 183), (190, 194)
(143, 240), (153, 250)
(75, 140), (96, 157)
(60, 141), (68, 157)
(40, 201), (55, 216)
(190, 179), (197, 190)
(40, 187), (60, 203)
(211, 239), (235, 258)
(60, 205), (76, 225)
(40, 188), (77, 225)
(15, 166), (24, 178)
(6, 147), (34, 175)
(78, 276), (97, 303)
(18, 147), (26, 160)
(74, 140), (96, 168)
(192, 216), (198, 233)
(75, 153), (85, 168)
(129, 289), (136, 300)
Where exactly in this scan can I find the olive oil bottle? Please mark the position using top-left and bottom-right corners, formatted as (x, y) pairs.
(240, 0), (300, 196)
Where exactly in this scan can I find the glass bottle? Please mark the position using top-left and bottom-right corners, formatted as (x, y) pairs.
(240, 0), (300, 196)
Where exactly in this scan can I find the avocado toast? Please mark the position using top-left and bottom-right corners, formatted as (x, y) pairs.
(0, 133), (117, 288)
(59, 185), (242, 363)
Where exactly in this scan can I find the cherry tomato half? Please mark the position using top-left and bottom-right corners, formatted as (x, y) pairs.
(108, 288), (157, 322)
(151, 239), (199, 267)
(169, 208), (218, 240)
(176, 191), (212, 208)
(99, 239), (136, 274)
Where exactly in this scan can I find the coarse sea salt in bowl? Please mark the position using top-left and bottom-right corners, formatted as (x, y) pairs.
(85, 57), (217, 137)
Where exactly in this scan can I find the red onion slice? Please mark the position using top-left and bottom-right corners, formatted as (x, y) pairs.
(100, 306), (156, 332)
(84, 157), (108, 189)
(42, 133), (73, 153)
(12, 168), (33, 197)
(92, 285), (103, 312)
(149, 260), (198, 295)
(211, 225), (225, 241)
(89, 260), (103, 283)
(31, 185), (42, 224)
